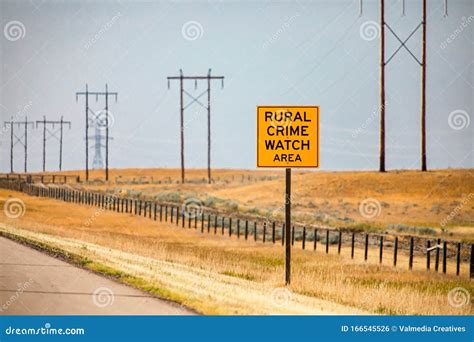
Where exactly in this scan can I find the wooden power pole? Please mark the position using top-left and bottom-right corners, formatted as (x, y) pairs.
(379, 0), (386, 172)
(421, 0), (427, 171)
(167, 69), (224, 184)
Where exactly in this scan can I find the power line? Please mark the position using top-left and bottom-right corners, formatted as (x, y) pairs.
(87, 112), (113, 170)
(360, 0), (447, 172)
(167, 69), (224, 184)
(3, 117), (34, 173)
(35, 116), (72, 171)
(76, 84), (117, 181)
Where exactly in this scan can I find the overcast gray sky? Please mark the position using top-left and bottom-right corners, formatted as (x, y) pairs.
(0, 0), (472, 173)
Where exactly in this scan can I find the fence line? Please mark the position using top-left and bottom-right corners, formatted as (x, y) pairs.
(1, 179), (472, 279)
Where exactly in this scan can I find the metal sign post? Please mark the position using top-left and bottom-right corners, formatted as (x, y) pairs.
(257, 106), (319, 285)
(285, 167), (291, 284)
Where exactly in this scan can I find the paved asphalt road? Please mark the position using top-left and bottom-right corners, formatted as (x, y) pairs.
(0, 237), (194, 315)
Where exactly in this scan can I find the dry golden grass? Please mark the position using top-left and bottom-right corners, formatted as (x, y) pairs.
(49, 168), (474, 240)
(1, 189), (472, 315)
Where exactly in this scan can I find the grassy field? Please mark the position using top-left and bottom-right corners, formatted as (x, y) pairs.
(53, 168), (474, 241)
(1, 188), (472, 315)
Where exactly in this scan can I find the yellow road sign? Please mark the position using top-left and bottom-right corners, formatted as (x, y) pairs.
(257, 106), (319, 168)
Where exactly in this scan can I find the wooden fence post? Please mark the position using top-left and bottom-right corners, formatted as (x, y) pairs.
(435, 238), (440, 272)
(201, 212), (204, 232)
(245, 220), (248, 240)
(263, 222), (266, 243)
(442, 241), (447, 274)
(302, 227), (306, 250)
(426, 240), (431, 270)
(237, 219), (240, 238)
(214, 215), (218, 234)
(314, 228), (318, 251)
(171, 206), (174, 223)
(229, 218), (232, 237)
(254, 222), (257, 241)
(272, 222), (276, 244)
(351, 232), (355, 259)
(379, 236), (383, 264)
(281, 224), (285, 246)
(409, 237), (414, 270)
(394, 237), (398, 266)
(338, 231), (342, 255)
(221, 217), (225, 235)
(326, 230), (329, 254)
(364, 234), (368, 261)
(456, 242), (461, 276)
(291, 225), (295, 246)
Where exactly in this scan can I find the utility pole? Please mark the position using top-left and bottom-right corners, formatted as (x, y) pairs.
(167, 69), (224, 184)
(76, 84), (117, 181)
(360, 0), (443, 172)
(421, 0), (427, 171)
(59, 117), (66, 171)
(35, 116), (72, 172)
(380, 0), (385, 172)
(76, 84), (89, 181)
(3, 117), (34, 173)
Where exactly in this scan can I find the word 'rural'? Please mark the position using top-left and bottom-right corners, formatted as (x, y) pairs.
(265, 111), (312, 162)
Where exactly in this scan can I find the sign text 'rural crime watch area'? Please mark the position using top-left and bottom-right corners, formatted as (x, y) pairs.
(257, 106), (319, 168)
